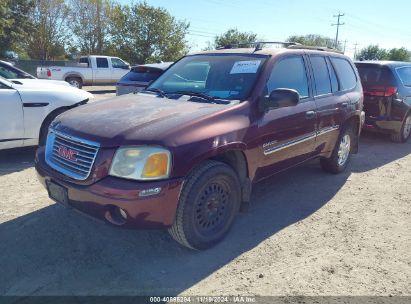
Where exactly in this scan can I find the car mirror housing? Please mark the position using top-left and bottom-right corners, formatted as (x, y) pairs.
(260, 88), (300, 112)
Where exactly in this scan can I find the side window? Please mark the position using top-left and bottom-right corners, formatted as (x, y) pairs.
(326, 57), (339, 92)
(310, 56), (332, 96)
(96, 57), (109, 68)
(266, 56), (309, 98)
(112, 58), (127, 68)
(331, 57), (357, 91)
(79, 57), (90, 67)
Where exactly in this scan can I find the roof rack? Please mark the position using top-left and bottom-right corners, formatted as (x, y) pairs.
(217, 41), (300, 52)
(287, 45), (343, 54)
(217, 41), (343, 54)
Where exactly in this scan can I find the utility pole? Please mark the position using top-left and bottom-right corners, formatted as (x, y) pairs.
(332, 13), (345, 49)
(353, 42), (359, 60)
(343, 40), (348, 53)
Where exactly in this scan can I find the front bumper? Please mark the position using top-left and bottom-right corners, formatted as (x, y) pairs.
(35, 148), (184, 229)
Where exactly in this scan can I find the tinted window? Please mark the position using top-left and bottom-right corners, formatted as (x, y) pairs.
(331, 58), (357, 90)
(356, 64), (395, 88)
(326, 58), (339, 92)
(311, 56), (332, 95)
(122, 68), (162, 82)
(396, 67), (411, 86)
(79, 57), (89, 66)
(266, 56), (309, 98)
(96, 57), (109, 68)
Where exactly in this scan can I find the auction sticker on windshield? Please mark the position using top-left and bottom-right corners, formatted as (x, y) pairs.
(230, 60), (261, 74)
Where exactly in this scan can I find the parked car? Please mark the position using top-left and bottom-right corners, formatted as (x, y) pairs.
(37, 55), (130, 89)
(0, 76), (93, 150)
(0, 60), (36, 79)
(355, 61), (411, 143)
(35, 43), (364, 250)
(116, 62), (172, 96)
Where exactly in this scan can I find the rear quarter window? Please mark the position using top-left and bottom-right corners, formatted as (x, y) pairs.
(396, 66), (411, 86)
(331, 57), (357, 91)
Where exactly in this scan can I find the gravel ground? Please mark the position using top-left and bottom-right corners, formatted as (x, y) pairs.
(0, 129), (410, 296)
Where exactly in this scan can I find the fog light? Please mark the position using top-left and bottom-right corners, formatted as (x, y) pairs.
(119, 208), (127, 219)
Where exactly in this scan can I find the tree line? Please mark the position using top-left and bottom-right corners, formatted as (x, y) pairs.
(1, 0), (410, 64)
(0, 0), (190, 64)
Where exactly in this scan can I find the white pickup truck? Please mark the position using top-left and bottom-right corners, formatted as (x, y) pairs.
(37, 55), (130, 88)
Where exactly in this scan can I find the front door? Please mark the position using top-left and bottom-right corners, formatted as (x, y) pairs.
(0, 81), (24, 149)
(255, 55), (317, 181)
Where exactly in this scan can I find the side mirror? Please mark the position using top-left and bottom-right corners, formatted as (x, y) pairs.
(259, 88), (300, 112)
(122, 65), (131, 70)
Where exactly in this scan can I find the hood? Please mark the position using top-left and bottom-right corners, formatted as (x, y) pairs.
(10, 78), (72, 87)
(52, 93), (230, 147)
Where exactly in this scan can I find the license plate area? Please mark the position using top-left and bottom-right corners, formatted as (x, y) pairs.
(46, 180), (69, 207)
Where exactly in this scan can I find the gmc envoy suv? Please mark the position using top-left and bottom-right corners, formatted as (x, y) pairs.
(35, 43), (364, 250)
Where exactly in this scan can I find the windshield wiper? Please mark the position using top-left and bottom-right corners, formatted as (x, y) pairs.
(141, 87), (168, 97)
(173, 91), (215, 102)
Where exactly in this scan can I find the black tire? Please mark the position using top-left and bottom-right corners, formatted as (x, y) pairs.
(320, 125), (353, 174)
(168, 160), (241, 250)
(66, 76), (83, 89)
(38, 108), (66, 146)
(390, 112), (411, 143)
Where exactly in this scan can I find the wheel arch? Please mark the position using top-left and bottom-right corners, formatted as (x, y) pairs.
(63, 72), (84, 83)
(343, 113), (361, 154)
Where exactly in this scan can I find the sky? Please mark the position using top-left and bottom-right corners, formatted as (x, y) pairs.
(118, 0), (411, 58)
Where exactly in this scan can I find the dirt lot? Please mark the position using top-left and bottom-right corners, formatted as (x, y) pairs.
(0, 104), (410, 296)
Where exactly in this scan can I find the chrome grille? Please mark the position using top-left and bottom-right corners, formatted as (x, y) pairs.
(45, 130), (100, 180)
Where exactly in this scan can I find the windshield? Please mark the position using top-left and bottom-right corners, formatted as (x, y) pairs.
(0, 63), (33, 79)
(148, 54), (268, 101)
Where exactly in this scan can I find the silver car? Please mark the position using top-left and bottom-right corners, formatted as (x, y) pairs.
(116, 62), (172, 96)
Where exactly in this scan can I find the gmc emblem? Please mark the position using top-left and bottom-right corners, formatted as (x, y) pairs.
(57, 146), (78, 161)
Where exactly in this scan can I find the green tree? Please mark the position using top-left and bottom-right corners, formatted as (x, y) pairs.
(26, 0), (70, 60)
(109, 2), (189, 64)
(69, 0), (114, 55)
(0, 0), (34, 57)
(287, 34), (337, 49)
(212, 28), (258, 49)
(387, 47), (410, 61)
(357, 45), (389, 61)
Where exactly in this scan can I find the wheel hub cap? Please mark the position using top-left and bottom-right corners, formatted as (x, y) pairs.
(403, 116), (411, 138)
(337, 134), (351, 166)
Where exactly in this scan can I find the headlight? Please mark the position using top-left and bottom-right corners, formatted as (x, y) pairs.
(109, 147), (171, 180)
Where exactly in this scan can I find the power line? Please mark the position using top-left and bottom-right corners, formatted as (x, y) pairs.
(332, 13), (345, 48)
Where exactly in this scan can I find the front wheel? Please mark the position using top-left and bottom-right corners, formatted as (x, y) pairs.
(168, 161), (241, 250)
(391, 113), (411, 143)
(320, 125), (353, 174)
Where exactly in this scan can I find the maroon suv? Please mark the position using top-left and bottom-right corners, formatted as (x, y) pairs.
(35, 43), (364, 249)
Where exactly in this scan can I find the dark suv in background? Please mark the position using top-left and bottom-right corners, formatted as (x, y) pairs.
(36, 43), (364, 249)
(355, 61), (411, 143)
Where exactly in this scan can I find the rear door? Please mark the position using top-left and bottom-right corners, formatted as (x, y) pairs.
(255, 55), (317, 180)
(0, 80), (24, 149)
(93, 57), (111, 84)
(309, 55), (348, 154)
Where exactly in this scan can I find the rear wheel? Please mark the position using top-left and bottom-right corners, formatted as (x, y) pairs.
(390, 113), (411, 143)
(320, 125), (353, 174)
(66, 76), (83, 89)
(168, 161), (241, 250)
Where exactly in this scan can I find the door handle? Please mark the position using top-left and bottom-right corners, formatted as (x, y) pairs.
(341, 102), (348, 108)
(305, 111), (316, 119)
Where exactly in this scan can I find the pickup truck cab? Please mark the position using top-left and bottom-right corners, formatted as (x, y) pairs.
(35, 44), (364, 249)
(37, 55), (130, 89)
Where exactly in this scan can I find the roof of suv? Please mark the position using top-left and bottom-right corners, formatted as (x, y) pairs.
(355, 60), (411, 67)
